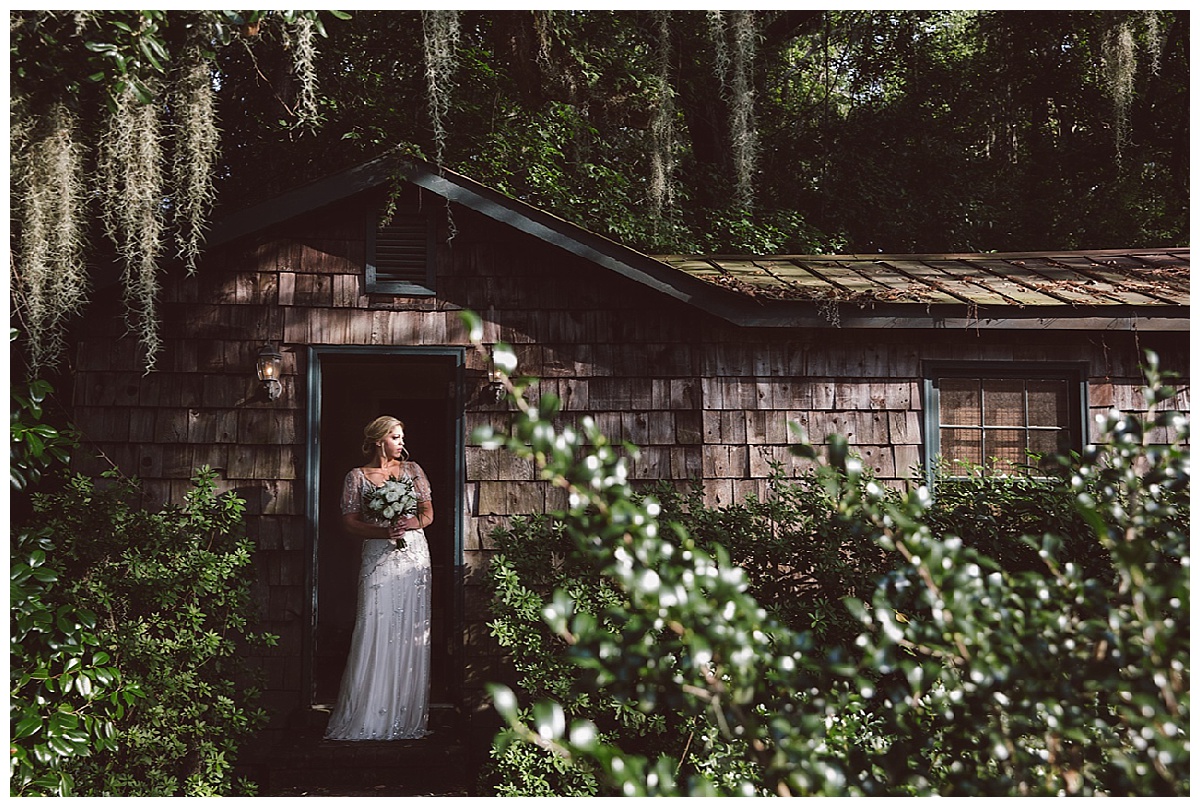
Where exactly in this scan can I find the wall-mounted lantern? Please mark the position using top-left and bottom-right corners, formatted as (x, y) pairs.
(483, 343), (505, 405)
(256, 343), (284, 401)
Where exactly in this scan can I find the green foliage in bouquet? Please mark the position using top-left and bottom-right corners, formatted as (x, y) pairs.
(363, 474), (418, 550)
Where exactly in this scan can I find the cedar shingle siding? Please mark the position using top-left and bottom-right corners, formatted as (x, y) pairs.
(67, 157), (1190, 741)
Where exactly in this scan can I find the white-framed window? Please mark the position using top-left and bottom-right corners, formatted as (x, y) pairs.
(923, 362), (1087, 476)
(365, 210), (435, 295)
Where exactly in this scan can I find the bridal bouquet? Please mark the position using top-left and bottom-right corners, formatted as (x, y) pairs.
(363, 475), (418, 551)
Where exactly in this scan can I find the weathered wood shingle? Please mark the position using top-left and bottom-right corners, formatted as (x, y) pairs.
(657, 249), (1189, 309)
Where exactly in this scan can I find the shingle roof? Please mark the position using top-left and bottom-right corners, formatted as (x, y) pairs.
(207, 152), (1188, 331)
(655, 249), (1189, 308)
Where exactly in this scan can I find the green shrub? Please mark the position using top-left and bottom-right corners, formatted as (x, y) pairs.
(11, 376), (139, 797)
(474, 322), (1188, 796)
(651, 470), (900, 653)
(11, 364), (273, 796)
(18, 468), (276, 796)
(482, 469), (898, 795)
(922, 465), (1114, 582)
(485, 460), (1130, 795)
(483, 513), (688, 796)
(10, 522), (140, 797)
(10, 377), (76, 493)
(835, 360), (1189, 794)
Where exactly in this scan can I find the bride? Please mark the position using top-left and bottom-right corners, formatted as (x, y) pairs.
(325, 415), (434, 741)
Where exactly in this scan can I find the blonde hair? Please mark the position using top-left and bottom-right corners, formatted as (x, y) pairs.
(361, 415), (404, 458)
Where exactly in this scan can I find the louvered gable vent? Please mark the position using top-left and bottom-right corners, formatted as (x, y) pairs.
(367, 211), (434, 294)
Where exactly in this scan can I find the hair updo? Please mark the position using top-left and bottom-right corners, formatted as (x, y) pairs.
(361, 415), (404, 458)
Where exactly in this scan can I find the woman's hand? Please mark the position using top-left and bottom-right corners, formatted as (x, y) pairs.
(387, 520), (408, 542)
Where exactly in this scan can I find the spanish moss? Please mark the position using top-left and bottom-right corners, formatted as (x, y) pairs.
(729, 11), (759, 211)
(649, 11), (677, 232)
(1101, 19), (1135, 158)
(1143, 11), (1162, 75)
(98, 83), (166, 371)
(707, 11), (730, 98)
(11, 101), (89, 375)
(286, 14), (321, 126)
(421, 9), (460, 169)
(171, 16), (220, 276)
(706, 10), (759, 210)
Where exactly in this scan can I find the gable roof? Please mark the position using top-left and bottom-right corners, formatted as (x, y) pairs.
(206, 152), (1189, 332)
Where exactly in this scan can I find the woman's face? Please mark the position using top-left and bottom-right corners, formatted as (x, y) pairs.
(380, 426), (405, 460)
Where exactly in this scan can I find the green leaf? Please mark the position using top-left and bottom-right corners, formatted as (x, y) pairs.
(460, 309), (484, 343)
(14, 716), (43, 740)
(493, 343), (518, 375)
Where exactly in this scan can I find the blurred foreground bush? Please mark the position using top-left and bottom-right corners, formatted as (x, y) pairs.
(472, 323), (1188, 797)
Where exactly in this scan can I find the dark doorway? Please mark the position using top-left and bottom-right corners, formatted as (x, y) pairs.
(310, 349), (462, 709)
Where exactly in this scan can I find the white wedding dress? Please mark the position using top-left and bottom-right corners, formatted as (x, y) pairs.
(325, 462), (432, 741)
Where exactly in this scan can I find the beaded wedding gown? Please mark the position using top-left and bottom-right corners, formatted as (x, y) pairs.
(325, 463), (432, 741)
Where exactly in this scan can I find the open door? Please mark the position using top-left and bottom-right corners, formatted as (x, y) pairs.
(308, 348), (463, 711)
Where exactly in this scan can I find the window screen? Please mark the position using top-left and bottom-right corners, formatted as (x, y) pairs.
(926, 365), (1085, 475)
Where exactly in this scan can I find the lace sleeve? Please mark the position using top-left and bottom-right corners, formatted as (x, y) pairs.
(405, 462), (433, 503)
(340, 468), (364, 515)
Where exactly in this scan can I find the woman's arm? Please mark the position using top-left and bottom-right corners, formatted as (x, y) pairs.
(373, 499), (433, 533)
(399, 462), (435, 532)
(340, 467), (403, 541)
(396, 499), (433, 532)
(342, 512), (401, 540)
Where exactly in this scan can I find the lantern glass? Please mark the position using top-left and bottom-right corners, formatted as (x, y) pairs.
(256, 345), (284, 400)
(257, 346), (282, 381)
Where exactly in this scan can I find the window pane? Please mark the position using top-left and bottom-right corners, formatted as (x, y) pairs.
(941, 427), (981, 467)
(1028, 427), (1067, 458)
(983, 379), (1026, 427)
(1027, 380), (1069, 427)
(984, 428), (1026, 469)
(940, 379), (980, 426)
(931, 369), (1079, 478)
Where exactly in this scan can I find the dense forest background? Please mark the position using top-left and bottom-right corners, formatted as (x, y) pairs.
(213, 9), (1189, 254)
(10, 10), (1190, 374)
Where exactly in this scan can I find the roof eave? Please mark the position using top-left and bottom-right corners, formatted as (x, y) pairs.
(715, 300), (1190, 331)
(400, 162), (742, 314)
(204, 153), (399, 249)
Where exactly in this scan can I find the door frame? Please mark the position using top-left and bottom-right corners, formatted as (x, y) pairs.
(302, 344), (466, 710)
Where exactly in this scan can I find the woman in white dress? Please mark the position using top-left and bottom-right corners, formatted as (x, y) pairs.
(325, 416), (433, 741)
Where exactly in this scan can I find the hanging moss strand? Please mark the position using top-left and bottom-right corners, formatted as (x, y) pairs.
(12, 101), (90, 375)
(729, 10), (759, 212)
(649, 11), (677, 236)
(98, 83), (166, 372)
(171, 16), (220, 276)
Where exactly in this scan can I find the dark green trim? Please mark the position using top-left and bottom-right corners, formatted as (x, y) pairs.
(304, 343), (467, 709)
(207, 155), (398, 248)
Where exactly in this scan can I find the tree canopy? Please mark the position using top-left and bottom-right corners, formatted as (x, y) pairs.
(9, 10), (1189, 374)
(214, 10), (1187, 253)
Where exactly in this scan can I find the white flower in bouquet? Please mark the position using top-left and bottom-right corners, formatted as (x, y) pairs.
(363, 475), (418, 550)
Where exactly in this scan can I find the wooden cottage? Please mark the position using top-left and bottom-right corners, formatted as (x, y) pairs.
(67, 154), (1190, 765)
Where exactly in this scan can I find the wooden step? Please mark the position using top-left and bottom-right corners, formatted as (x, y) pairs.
(239, 706), (476, 796)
